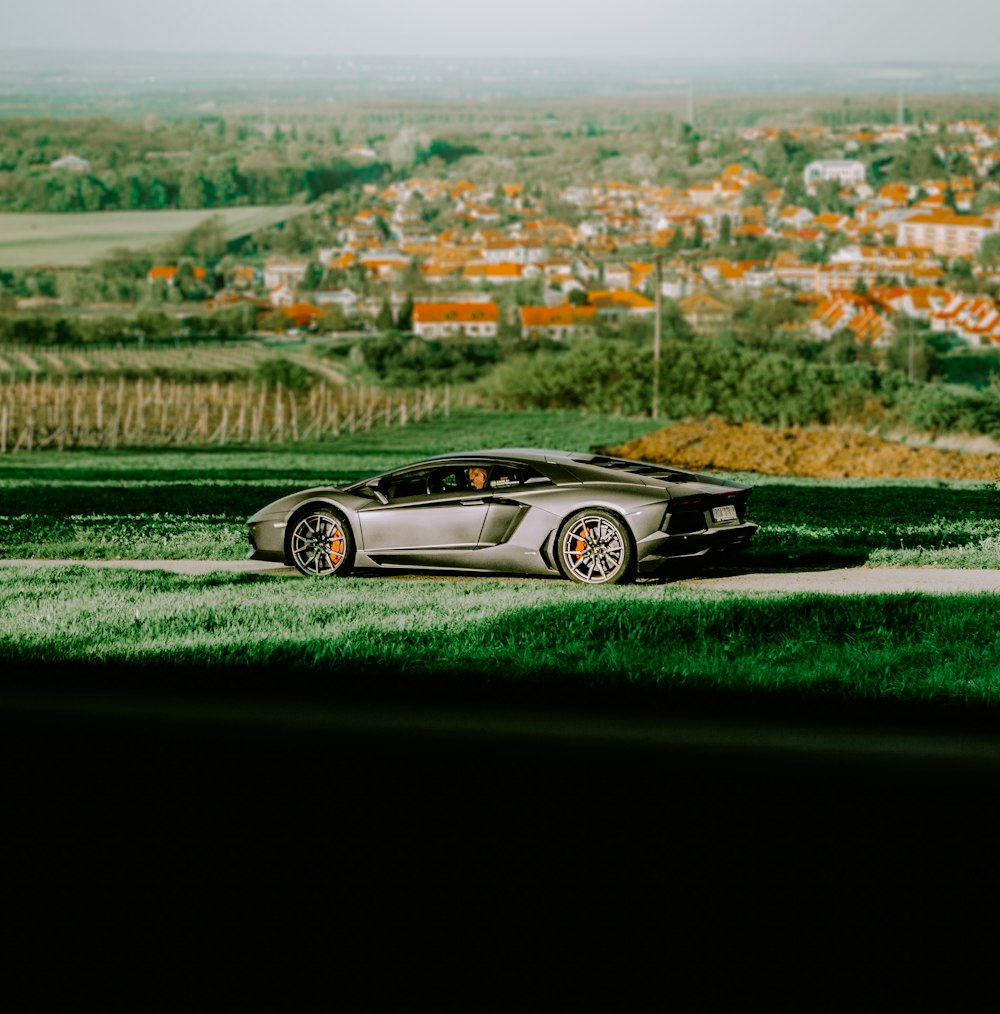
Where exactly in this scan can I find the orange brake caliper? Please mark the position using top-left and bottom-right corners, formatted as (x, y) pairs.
(574, 525), (588, 557)
(329, 528), (344, 565)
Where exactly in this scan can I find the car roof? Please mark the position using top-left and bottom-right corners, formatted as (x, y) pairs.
(423, 448), (583, 464)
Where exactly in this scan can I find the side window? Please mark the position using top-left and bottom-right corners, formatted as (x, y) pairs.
(488, 465), (550, 490)
(385, 471), (430, 499)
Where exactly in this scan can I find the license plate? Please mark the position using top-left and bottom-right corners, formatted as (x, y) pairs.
(711, 504), (737, 523)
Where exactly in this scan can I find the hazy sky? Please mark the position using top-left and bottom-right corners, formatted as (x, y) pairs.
(4, 0), (1000, 62)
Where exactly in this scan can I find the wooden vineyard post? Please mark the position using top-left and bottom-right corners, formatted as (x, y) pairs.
(273, 382), (284, 444)
(364, 386), (374, 431)
(122, 401), (134, 448)
(0, 403), (6, 455)
(95, 378), (104, 445)
(197, 388), (209, 445)
(236, 398), (247, 444)
(136, 378), (145, 446)
(158, 384), (169, 442)
(218, 403), (229, 446)
(110, 377), (125, 449)
(346, 388), (356, 433)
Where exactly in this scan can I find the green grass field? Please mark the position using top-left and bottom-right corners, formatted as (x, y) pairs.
(0, 206), (304, 267)
(0, 409), (996, 567)
(2, 566), (999, 706)
(2, 409), (999, 711)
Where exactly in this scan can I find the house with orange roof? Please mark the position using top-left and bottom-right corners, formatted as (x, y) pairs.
(462, 262), (526, 285)
(897, 210), (996, 258)
(813, 212), (851, 233)
(677, 292), (734, 333)
(879, 182), (913, 205)
(147, 265), (207, 286)
(358, 249), (411, 281)
(412, 301), (499, 340)
(928, 294), (1000, 343)
(519, 304), (598, 341)
(809, 292), (892, 345)
(586, 289), (655, 323)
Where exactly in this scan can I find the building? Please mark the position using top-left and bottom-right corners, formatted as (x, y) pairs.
(519, 305), (598, 341)
(585, 289), (655, 323)
(263, 259), (311, 291)
(50, 153), (91, 173)
(896, 211), (996, 258)
(803, 159), (866, 191)
(147, 265), (206, 286)
(677, 292), (734, 333)
(412, 302), (499, 340)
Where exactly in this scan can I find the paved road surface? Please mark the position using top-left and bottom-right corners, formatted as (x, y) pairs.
(3, 558), (1000, 593)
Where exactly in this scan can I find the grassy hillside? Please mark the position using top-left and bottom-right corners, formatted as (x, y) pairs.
(0, 206), (304, 267)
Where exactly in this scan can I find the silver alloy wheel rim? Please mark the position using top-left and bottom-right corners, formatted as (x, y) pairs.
(562, 515), (626, 583)
(290, 514), (347, 576)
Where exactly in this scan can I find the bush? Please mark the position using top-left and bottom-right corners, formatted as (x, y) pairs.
(480, 336), (886, 425)
(253, 358), (316, 394)
(361, 333), (499, 386)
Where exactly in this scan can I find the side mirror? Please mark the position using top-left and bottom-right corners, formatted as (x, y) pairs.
(369, 480), (389, 505)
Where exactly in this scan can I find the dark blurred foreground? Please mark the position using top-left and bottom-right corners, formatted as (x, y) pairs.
(5, 658), (999, 993)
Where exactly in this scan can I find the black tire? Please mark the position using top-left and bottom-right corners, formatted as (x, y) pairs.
(285, 507), (355, 577)
(556, 508), (636, 586)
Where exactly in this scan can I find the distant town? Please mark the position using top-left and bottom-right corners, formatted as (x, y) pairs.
(7, 105), (1000, 368)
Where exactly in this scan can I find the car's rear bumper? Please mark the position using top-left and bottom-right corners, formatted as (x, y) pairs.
(636, 523), (759, 574)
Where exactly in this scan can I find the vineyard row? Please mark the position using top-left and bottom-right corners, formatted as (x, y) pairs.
(0, 377), (458, 452)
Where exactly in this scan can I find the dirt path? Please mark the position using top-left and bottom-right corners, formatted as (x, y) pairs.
(2, 559), (999, 594)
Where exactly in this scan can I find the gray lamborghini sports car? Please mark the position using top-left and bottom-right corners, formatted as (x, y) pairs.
(246, 448), (758, 585)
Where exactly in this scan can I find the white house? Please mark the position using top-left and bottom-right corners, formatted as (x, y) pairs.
(803, 159), (867, 192)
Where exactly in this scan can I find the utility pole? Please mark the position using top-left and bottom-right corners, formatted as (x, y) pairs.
(652, 256), (662, 420)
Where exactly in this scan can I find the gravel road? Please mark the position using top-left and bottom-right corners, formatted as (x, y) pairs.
(3, 558), (1000, 594)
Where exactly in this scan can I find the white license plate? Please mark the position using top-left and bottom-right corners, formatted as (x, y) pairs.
(711, 505), (738, 523)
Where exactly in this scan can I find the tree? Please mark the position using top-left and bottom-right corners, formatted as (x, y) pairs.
(396, 293), (414, 332)
(302, 260), (325, 291)
(979, 232), (1000, 264)
(719, 214), (732, 246)
(375, 298), (394, 332)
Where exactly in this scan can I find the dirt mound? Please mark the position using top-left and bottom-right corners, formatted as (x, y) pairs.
(605, 418), (1000, 481)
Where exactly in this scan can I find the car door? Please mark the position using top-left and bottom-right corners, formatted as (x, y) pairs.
(357, 466), (491, 558)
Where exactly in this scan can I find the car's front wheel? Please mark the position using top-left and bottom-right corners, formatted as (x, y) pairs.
(286, 507), (355, 577)
(556, 508), (635, 585)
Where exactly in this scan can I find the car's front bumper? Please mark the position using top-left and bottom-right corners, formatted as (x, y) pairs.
(247, 519), (287, 563)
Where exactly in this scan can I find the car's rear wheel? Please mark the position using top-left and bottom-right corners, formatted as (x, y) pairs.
(556, 508), (635, 585)
(286, 507), (355, 577)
